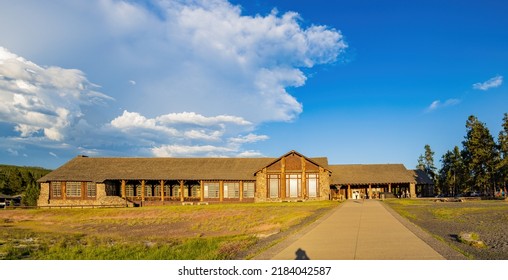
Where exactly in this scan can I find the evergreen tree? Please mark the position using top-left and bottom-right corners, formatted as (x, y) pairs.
(416, 154), (425, 171)
(439, 146), (466, 196)
(22, 182), (40, 206)
(424, 144), (437, 182)
(498, 113), (508, 197)
(462, 115), (499, 195)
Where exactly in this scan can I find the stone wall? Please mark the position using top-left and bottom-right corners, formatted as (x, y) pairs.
(37, 183), (50, 206)
(254, 168), (268, 202)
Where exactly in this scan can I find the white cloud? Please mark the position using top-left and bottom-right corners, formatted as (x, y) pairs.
(426, 98), (461, 112)
(473, 75), (503, 91)
(0, 0), (345, 159)
(151, 144), (235, 157)
(229, 133), (269, 144)
(0, 46), (112, 141)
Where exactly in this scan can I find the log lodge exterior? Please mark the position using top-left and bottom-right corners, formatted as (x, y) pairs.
(37, 150), (432, 207)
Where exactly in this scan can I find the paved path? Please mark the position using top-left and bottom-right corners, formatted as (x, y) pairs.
(268, 199), (445, 260)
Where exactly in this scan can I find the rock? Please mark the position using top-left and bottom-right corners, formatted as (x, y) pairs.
(458, 232), (487, 248)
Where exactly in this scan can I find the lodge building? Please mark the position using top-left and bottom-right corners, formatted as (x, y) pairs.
(37, 150), (433, 207)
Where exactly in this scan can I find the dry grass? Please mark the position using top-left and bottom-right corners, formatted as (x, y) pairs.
(0, 201), (337, 259)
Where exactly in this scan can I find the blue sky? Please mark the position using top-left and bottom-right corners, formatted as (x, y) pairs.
(0, 0), (507, 169)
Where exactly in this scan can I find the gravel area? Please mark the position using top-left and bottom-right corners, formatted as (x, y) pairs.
(384, 199), (508, 260)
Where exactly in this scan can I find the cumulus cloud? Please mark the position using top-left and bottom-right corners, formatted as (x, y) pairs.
(0, 0), (346, 160)
(0, 46), (113, 141)
(426, 98), (461, 112)
(473, 75), (503, 91)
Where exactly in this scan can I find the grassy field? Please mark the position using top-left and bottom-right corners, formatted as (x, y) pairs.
(384, 199), (508, 259)
(0, 201), (337, 260)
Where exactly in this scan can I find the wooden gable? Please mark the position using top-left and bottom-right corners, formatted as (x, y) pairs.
(263, 150), (325, 173)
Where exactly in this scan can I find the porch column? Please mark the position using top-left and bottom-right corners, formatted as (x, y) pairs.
(121, 180), (126, 198)
(160, 180), (164, 202)
(180, 180), (184, 202)
(388, 183), (392, 193)
(280, 157), (286, 199)
(141, 180), (145, 202)
(368, 184), (372, 199)
(301, 157), (307, 198)
(410, 182), (416, 198)
(219, 180), (224, 202)
(347, 184), (351, 199)
(200, 180), (204, 202)
(239, 180), (244, 202)
(62, 181), (67, 200)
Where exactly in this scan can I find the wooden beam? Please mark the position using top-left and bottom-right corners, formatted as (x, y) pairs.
(141, 180), (145, 202)
(368, 184), (372, 199)
(121, 180), (126, 198)
(219, 180), (224, 202)
(280, 157), (286, 199)
(180, 180), (184, 202)
(388, 183), (392, 193)
(347, 184), (351, 199)
(200, 180), (204, 202)
(301, 157), (306, 198)
(160, 180), (165, 202)
(239, 180), (244, 202)
(62, 181), (67, 201)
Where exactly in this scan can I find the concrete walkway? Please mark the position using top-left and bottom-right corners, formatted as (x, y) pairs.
(269, 199), (445, 260)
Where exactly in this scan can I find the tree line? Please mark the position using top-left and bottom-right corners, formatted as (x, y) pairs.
(0, 165), (51, 206)
(417, 113), (508, 197)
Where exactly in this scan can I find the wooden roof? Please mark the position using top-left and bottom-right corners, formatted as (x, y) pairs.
(38, 156), (271, 182)
(329, 164), (415, 185)
(410, 169), (434, 185)
(38, 155), (328, 183)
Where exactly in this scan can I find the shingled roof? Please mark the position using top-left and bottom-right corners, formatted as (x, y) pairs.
(38, 156), (276, 183)
(37, 154), (329, 183)
(329, 164), (415, 185)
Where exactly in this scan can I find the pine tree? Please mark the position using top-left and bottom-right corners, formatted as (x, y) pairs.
(424, 144), (437, 182)
(462, 115), (499, 196)
(498, 113), (508, 197)
(22, 182), (40, 207)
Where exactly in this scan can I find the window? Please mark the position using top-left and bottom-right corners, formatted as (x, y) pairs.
(268, 174), (280, 198)
(172, 185), (181, 197)
(307, 173), (319, 197)
(243, 182), (255, 198)
(105, 182), (118, 196)
(224, 182), (239, 198)
(125, 184), (135, 196)
(204, 182), (219, 198)
(286, 174), (301, 198)
(135, 184), (142, 196)
(145, 185), (152, 197)
(155, 185), (161, 197)
(87, 182), (96, 197)
(51, 182), (62, 198)
(191, 185), (201, 197)
(66, 181), (81, 197)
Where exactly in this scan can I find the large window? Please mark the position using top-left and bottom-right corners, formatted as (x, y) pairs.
(268, 174), (280, 198)
(307, 173), (319, 198)
(51, 182), (62, 198)
(243, 182), (255, 198)
(66, 181), (81, 198)
(286, 174), (301, 198)
(224, 182), (239, 198)
(172, 184), (181, 198)
(86, 182), (96, 198)
(204, 182), (219, 198)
